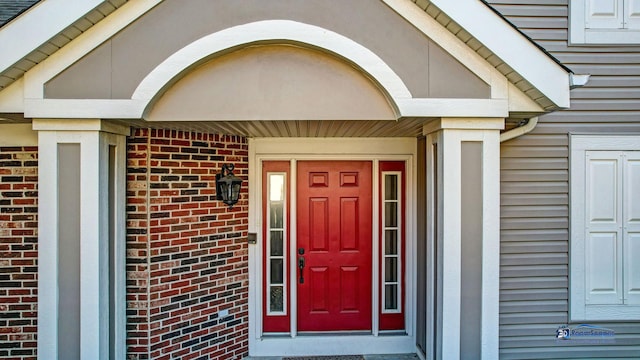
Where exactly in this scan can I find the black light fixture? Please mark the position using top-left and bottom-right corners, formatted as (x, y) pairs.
(216, 163), (242, 209)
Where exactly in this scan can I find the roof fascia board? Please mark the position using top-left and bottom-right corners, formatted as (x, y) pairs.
(429, 0), (570, 108)
(0, 0), (104, 73)
(24, 0), (162, 99)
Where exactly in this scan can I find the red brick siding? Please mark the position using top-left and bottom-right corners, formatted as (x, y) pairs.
(0, 147), (38, 360)
(127, 129), (249, 360)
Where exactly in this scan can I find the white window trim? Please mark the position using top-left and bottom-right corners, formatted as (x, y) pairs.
(570, 134), (640, 321)
(570, 0), (640, 45)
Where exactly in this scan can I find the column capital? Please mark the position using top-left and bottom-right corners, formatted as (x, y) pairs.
(32, 118), (130, 136)
(422, 117), (504, 135)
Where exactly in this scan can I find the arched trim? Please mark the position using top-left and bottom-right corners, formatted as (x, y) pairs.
(132, 20), (412, 117)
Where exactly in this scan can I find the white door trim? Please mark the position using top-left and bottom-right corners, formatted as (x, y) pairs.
(248, 137), (417, 356)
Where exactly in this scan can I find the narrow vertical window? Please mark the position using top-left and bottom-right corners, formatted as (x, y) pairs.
(379, 161), (405, 330)
(262, 161), (291, 333)
(267, 173), (286, 314)
(382, 172), (401, 313)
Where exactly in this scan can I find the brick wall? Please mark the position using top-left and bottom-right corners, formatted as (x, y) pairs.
(0, 147), (38, 360)
(127, 129), (249, 360)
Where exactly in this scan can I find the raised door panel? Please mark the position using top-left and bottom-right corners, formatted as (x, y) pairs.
(587, 0), (624, 29)
(624, 153), (640, 304)
(625, 233), (640, 304)
(586, 232), (623, 304)
(309, 198), (329, 252)
(587, 156), (620, 225)
(626, 0), (640, 29)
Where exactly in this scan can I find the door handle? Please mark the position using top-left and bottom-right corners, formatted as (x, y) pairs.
(298, 256), (305, 284)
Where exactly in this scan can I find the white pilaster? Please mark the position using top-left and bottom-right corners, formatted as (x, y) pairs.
(424, 118), (503, 360)
(36, 119), (129, 360)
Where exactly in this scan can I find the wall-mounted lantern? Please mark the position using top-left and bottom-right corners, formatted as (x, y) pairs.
(216, 163), (242, 209)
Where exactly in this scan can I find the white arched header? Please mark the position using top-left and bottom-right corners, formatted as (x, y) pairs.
(133, 20), (412, 116)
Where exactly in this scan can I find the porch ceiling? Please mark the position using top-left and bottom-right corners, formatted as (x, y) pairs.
(114, 118), (433, 138)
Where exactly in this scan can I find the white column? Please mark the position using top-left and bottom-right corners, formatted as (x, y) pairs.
(35, 119), (129, 360)
(424, 118), (503, 360)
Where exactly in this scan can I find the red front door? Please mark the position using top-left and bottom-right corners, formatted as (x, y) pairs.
(296, 161), (372, 331)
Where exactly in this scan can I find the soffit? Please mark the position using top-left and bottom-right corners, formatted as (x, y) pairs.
(111, 118), (431, 138)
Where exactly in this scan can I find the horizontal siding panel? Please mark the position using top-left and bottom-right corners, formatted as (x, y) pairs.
(501, 217), (567, 230)
(501, 194), (567, 206)
(501, 264), (567, 278)
(501, 253), (567, 266)
(531, 121), (640, 133)
(500, 324), (565, 337)
(489, 0), (566, 5)
(501, 146), (568, 158)
(567, 100), (640, 111)
(501, 205), (567, 218)
(555, 53), (640, 64)
(501, 347), (640, 359)
(568, 64), (640, 76)
(501, 336), (640, 348)
(571, 88), (640, 99)
(501, 134), (568, 146)
(501, 240), (568, 254)
(500, 288), (567, 302)
(493, 6), (567, 17)
(500, 182), (567, 194)
(500, 300), (567, 314)
(501, 277), (567, 290)
(505, 17), (567, 29)
(519, 29), (567, 41)
(501, 169), (567, 181)
(501, 158), (567, 170)
(501, 228), (568, 241)
(499, 312), (567, 325)
(500, 205), (569, 219)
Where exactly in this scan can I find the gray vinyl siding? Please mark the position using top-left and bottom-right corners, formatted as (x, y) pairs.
(490, 0), (640, 358)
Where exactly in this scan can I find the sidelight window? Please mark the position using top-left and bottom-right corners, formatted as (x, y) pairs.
(267, 173), (286, 315)
(379, 161), (405, 330)
(382, 173), (401, 312)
